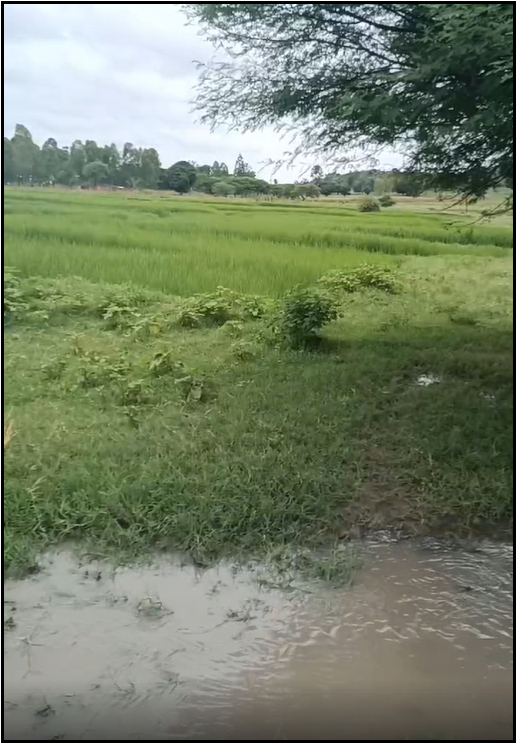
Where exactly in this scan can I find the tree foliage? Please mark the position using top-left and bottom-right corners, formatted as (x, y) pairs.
(188, 3), (514, 200)
(292, 183), (321, 199)
(211, 180), (235, 197)
(10, 124), (39, 183)
(160, 161), (197, 193)
(82, 161), (109, 187)
(392, 172), (425, 197)
(233, 153), (255, 177)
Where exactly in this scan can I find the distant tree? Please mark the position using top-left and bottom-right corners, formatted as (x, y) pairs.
(160, 160), (197, 193)
(292, 183), (321, 199)
(140, 148), (161, 189)
(11, 124), (39, 183)
(3, 138), (15, 183)
(197, 164), (212, 175)
(270, 183), (285, 197)
(350, 173), (375, 194)
(211, 161), (230, 177)
(55, 165), (79, 187)
(84, 140), (102, 164)
(233, 153), (255, 177)
(319, 173), (350, 196)
(119, 143), (142, 187)
(100, 143), (121, 182)
(374, 174), (396, 196)
(229, 176), (269, 196)
(310, 165), (324, 184)
(212, 180), (235, 197)
(252, 178), (271, 195)
(82, 160), (109, 187)
(69, 140), (86, 180)
(37, 138), (69, 183)
(393, 172), (426, 197)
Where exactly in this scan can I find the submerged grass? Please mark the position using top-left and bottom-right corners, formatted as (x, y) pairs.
(3, 189), (514, 574)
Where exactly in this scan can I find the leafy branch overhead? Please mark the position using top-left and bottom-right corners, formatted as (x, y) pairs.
(188, 3), (514, 200)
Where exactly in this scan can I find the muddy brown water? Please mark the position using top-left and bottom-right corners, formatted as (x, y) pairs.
(3, 539), (514, 741)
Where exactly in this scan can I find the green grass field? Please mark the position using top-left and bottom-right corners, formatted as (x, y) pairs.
(3, 188), (514, 573)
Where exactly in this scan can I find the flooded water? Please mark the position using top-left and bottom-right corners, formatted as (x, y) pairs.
(3, 540), (514, 741)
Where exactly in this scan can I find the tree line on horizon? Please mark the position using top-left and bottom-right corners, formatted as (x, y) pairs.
(3, 123), (444, 199)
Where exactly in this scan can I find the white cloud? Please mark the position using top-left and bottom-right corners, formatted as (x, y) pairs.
(4, 3), (403, 180)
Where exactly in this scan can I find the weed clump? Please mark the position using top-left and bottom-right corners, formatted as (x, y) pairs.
(102, 303), (141, 330)
(318, 264), (399, 294)
(357, 196), (381, 213)
(274, 288), (338, 349)
(3, 268), (27, 321)
(379, 194), (396, 207)
(76, 352), (131, 389)
(178, 287), (267, 328)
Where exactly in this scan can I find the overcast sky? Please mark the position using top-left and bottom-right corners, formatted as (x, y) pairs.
(4, 3), (403, 180)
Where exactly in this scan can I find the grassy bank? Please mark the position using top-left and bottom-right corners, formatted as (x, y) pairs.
(3, 190), (514, 572)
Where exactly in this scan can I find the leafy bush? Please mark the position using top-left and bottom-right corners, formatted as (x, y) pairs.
(178, 287), (267, 328)
(318, 264), (399, 294)
(379, 194), (396, 207)
(275, 288), (338, 348)
(357, 197), (381, 213)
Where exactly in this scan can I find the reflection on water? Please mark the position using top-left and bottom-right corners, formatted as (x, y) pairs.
(3, 539), (513, 741)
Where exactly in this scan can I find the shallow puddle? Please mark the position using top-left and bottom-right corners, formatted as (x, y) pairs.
(3, 539), (514, 741)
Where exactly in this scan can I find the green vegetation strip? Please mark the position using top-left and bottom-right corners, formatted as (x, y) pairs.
(3, 191), (513, 573)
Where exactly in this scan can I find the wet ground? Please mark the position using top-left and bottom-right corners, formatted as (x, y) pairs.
(3, 539), (514, 741)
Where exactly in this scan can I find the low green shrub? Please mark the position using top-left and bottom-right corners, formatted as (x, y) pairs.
(318, 264), (399, 294)
(275, 288), (338, 349)
(357, 197), (381, 213)
(178, 287), (267, 328)
(379, 194), (396, 207)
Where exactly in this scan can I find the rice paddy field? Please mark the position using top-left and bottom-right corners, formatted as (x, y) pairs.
(3, 188), (514, 573)
(4, 188), (513, 294)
